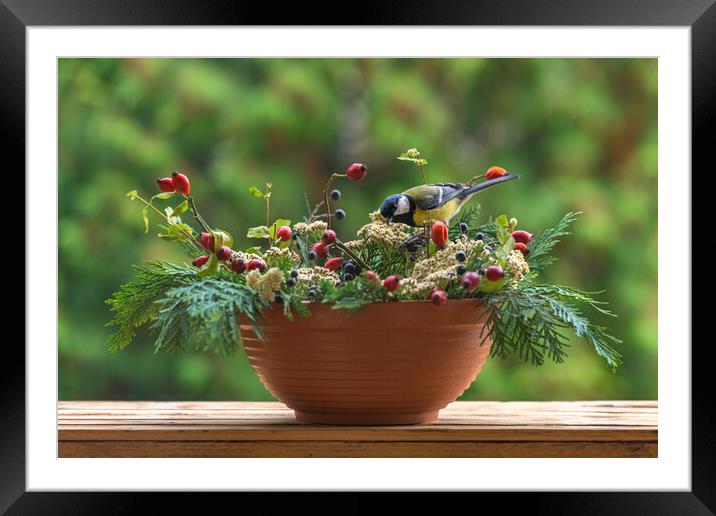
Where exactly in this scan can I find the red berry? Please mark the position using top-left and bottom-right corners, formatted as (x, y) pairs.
(192, 255), (209, 268)
(430, 289), (448, 305)
(382, 274), (401, 291)
(246, 258), (266, 272)
(171, 171), (191, 195)
(276, 226), (293, 241)
(321, 229), (337, 244)
(156, 177), (175, 192)
(485, 265), (504, 281)
(324, 257), (344, 271)
(311, 242), (329, 259)
(513, 242), (529, 255)
(461, 271), (480, 290)
(345, 162), (367, 182)
(232, 257), (246, 273)
(216, 246), (233, 261)
(431, 221), (449, 249)
(199, 232), (215, 252)
(511, 230), (533, 244)
(485, 166), (507, 180)
(366, 271), (379, 282)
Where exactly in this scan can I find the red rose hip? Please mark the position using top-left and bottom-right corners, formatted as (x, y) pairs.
(461, 271), (480, 290)
(345, 163), (367, 181)
(199, 232), (215, 252)
(232, 257), (246, 273)
(511, 230), (533, 244)
(216, 246), (233, 261)
(276, 226), (293, 241)
(382, 274), (401, 291)
(324, 257), (344, 271)
(311, 242), (329, 259)
(430, 289), (448, 305)
(192, 255), (209, 268)
(156, 177), (175, 192)
(431, 221), (449, 249)
(485, 166), (507, 180)
(171, 171), (191, 195)
(485, 265), (504, 281)
(321, 229), (337, 244)
(513, 242), (529, 255)
(246, 258), (266, 272)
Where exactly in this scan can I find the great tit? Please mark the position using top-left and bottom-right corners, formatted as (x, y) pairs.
(379, 173), (519, 226)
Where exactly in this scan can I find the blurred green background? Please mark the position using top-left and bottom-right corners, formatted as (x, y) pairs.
(59, 58), (657, 401)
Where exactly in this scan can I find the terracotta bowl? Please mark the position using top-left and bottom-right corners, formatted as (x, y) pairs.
(237, 298), (492, 425)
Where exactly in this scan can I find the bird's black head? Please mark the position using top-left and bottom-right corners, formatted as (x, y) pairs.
(379, 194), (415, 225)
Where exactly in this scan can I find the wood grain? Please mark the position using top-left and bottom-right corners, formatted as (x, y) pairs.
(58, 400), (657, 458)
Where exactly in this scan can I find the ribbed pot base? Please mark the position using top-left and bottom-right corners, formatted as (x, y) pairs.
(294, 410), (439, 425)
(238, 299), (492, 426)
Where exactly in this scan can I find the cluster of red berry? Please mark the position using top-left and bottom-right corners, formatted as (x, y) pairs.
(194, 231), (267, 274)
(511, 230), (532, 255)
(156, 172), (191, 195)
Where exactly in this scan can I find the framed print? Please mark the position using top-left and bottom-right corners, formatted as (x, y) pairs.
(4, 0), (712, 512)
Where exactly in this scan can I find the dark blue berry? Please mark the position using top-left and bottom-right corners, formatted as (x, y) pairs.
(286, 277), (296, 287)
(335, 209), (346, 220)
(455, 251), (466, 262)
(307, 250), (317, 261)
(290, 269), (299, 278)
(459, 222), (468, 234)
(475, 232), (484, 241)
(330, 189), (341, 201)
(456, 264), (467, 275)
(344, 273), (354, 281)
(344, 262), (356, 275)
(274, 295), (283, 303)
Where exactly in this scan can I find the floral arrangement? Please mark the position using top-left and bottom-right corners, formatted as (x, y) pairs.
(107, 150), (621, 370)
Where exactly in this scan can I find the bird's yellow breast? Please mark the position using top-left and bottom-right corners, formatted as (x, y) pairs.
(412, 198), (464, 226)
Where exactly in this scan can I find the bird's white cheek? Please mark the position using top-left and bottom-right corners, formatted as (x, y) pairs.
(394, 197), (410, 215)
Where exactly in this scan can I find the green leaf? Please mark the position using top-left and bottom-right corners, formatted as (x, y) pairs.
(151, 192), (176, 202)
(244, 246), (262, 254)
(495, 214), (509, 228)
(248, 186), (264, 198)
(126, 190), (138, 200)
(502, 236), (515, 255)
(247, 225), (271, 239)
(158, 234), (179, 241)
(173, 200), (189, 216)
(142, 206), (149, 233)
(211, 230), (233, 249)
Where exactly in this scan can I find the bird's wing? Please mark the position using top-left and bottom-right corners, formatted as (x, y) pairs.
(402, 183), (468, 211)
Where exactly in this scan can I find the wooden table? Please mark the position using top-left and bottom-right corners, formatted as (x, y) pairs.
(58, 400), (657, 458)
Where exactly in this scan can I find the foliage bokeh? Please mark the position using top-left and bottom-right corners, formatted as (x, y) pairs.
(59, 58), (657, 401)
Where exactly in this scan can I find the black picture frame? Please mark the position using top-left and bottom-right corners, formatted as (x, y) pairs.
(4, 0), (709, 512)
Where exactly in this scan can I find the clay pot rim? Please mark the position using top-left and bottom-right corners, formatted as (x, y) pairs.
(269, 297), (486, 307)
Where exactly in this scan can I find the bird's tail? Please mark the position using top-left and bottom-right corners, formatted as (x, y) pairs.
(462, 173), (519, 197)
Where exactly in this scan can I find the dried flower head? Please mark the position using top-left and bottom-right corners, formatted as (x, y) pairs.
(356, 211), (415, 246)
(293, 220), (328, 236)
(245, 267), (286, 302)
(264, 246), (301, 265)
(505, 249), (530, 287)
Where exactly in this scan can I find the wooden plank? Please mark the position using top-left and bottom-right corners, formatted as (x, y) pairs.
(57, 400), (658, 458)
(59, 440), (657, 458)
